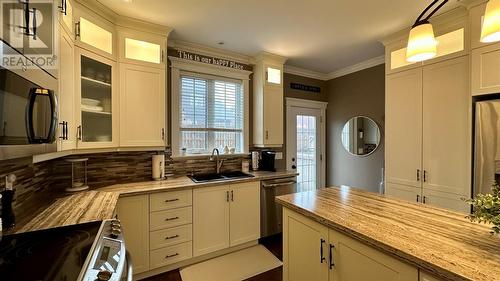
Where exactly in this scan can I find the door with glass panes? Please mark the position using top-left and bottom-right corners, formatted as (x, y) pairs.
(74, 47), (118, 148)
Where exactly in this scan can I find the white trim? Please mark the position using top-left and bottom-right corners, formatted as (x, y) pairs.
(283, 65), (329, 81)
(327, 55), (385, 80)
(168, 40), (253, 65)
(285, 97), (328, 110)
(170, 58), (251, 157)
(285, 98), (327, 188)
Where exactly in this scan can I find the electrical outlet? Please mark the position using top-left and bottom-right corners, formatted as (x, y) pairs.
(275, 152), (283, 159)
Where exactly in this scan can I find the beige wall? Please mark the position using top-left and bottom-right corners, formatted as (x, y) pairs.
(326, 64), (385, 192)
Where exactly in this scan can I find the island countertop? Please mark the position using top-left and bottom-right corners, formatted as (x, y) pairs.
(275, 186), (500, 281)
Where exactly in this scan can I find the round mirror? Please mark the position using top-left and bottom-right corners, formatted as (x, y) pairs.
(341, 116), (381, 156)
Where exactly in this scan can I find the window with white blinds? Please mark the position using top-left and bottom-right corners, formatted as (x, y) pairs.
(179, 73), (244, 154)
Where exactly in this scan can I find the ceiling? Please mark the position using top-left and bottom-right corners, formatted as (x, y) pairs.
(98, 0), (460, 73)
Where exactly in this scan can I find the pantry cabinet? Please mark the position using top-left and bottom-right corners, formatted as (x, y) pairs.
(117, 195), (150, 274)
(119, 63), (166, 147)
(57, 26), (76, 151)
(74, 47), (119, 149)
(193, 182), (260, 257)
(253, 54), (287, 147)
(385, 56), (471, 213)
(283, 208), (418, 281)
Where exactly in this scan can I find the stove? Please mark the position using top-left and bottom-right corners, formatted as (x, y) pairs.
(0, 219), (131, 281)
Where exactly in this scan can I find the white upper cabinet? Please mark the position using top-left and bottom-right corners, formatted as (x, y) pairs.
(422, 56), (470, 198)
(74, 5), (116, 59)
(471, 42), (500, 95)
(119, 63), (166, 147)
(74, 47), (119, 149)
(253, 53), (287, 147)
(385, 68), (423, 189)
(118, 29), (166, 67)
(58, 25), (76, 151)
(57, 0), (73, 36)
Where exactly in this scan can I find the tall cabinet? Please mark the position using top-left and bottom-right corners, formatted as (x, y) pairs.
(385, 56), (471, 213)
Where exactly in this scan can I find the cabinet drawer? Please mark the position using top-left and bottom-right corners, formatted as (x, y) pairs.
(150, 190), (192, 212)
(150, 241), (192, 269)
(150, 224), (192, 250)
(150, 207), (192, 231)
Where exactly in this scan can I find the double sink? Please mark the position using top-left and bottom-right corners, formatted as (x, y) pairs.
(188, 171), (255, 183)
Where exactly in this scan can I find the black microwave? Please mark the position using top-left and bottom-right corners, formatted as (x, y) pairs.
(0, 43), (58, 160)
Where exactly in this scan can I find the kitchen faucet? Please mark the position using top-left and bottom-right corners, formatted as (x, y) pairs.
(210, 148), (224, 174)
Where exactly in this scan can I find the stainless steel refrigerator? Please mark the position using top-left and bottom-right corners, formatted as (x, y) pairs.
(474, 99), (500, 195)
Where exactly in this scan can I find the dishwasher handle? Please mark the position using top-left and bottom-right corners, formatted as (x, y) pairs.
(262, 181), (296, 188)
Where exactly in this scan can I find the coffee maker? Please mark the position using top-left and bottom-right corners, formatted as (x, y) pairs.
(259, 151), (276, 171)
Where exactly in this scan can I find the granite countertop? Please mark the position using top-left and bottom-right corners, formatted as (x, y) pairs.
(11, 170), (297, 235)
(275, 187), (500, 281)
(97, 170), (298, 196)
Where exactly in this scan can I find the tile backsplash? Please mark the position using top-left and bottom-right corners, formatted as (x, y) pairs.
(0, 150), (251, 222)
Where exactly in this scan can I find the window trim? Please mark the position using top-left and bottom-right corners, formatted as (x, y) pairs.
(170, 56), (252, 157)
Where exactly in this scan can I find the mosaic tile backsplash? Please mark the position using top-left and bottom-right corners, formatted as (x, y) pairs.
(0, 150), (251, 222)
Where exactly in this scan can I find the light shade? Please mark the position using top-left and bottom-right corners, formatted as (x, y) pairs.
(406, 23), (437, 62)
(481, 0), (500, 43)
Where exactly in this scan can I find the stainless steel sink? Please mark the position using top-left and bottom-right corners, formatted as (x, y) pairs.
(188, 171), (254, 183)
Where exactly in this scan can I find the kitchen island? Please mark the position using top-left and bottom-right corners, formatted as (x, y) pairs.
(276, 186), (500, 281)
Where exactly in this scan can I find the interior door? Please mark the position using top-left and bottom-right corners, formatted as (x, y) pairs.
(385, 68), (423, 188)
(422, 56), (470, 197)
(287, 106), (322, 191)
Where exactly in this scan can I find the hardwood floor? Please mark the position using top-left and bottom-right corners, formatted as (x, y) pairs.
(141, 234), (283, 281)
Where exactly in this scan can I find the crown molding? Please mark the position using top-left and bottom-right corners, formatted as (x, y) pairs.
(253, 51), (288, 65)
(168, 40), (253, 65)
(283, 65), (329, 81)
(327, 55), (385, 80)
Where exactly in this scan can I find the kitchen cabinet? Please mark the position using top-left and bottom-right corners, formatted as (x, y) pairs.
(385, 68), (423, 189)
(471, 43), (500, 95)
(420, 271), (446, 281)
(385, 56), (471, 213)
(283, 208), (418, 281)
(117, 195), (150, 274)
(119, 63), (166, 147)
(253, 54), (287, 147)
(283, 207), (329, 281)
(57, 0), (73, 37)
(74, 47), (119, 149)
(118, 30), (166, 67)
(470, 2), (490, 50)
(193, 182), (260, 257)
(57, 26), (76, 151)
(193, 184), (230, 256)
(74, 5), (116, 59)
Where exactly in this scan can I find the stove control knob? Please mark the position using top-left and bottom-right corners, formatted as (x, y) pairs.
(109, 228), (121, 238)
(97, 270), (112, 281)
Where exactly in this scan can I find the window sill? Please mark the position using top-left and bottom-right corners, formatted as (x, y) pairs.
(170, 153), (250, 160)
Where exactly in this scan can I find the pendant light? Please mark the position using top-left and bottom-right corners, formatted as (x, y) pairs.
(481, 0), (500, 43)
(406, 0), (448, 62)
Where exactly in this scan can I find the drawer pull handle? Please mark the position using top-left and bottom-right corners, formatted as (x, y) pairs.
(165, 234), (180, 240)
(165, 253), (179, 259)
(165, 198), (179, 203)
(165, 216), (179, 221)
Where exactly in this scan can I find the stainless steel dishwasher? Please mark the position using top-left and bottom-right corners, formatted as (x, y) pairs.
(260, 176), (297, 237)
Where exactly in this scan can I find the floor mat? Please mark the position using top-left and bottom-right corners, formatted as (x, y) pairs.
(179, 245), (282, 281)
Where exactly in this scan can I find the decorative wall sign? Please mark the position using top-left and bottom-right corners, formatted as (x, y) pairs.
(290, 83), (321, 93)
(168, 49), (252, 71)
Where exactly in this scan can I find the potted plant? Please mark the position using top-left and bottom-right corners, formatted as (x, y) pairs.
(466, 182), (500, 234)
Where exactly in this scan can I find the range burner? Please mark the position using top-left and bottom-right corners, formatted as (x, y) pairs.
(0, 221), (101, 281)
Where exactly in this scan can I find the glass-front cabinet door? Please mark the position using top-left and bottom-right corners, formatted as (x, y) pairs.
(74, 7), (115, 59)
(75, 47), (117, 148)
(118, 30), (165, 67)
